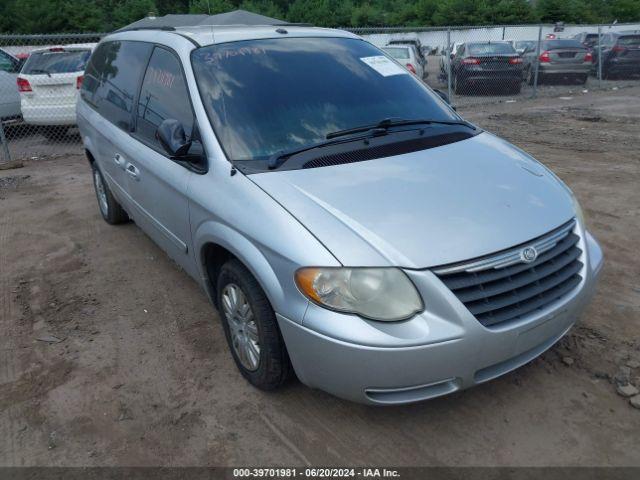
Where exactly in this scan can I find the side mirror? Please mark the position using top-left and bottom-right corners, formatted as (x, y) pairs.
(156, 119), (192, 157)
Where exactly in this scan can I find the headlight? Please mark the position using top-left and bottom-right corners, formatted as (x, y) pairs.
(295, 267), (423, 321)
(570, 191), (586, 228)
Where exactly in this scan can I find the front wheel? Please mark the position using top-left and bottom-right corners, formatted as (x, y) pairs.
(217, 259), (292, 390)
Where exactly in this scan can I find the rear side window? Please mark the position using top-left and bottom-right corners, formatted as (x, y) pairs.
(467, 43), (515, 55)
(0, 50), (18, 73)
(618, 35), (640, 46)
(82, 41), (152, 130)
(23, 49), (91, 74)
(514, 41), (535, 50)
(135, 47), (193, 150)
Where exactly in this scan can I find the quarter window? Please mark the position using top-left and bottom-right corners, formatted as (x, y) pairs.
(135, 47), (194, 150)
(0, 50), (17, 73)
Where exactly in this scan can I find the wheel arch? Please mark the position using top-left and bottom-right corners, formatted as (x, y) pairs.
(196, 223), (285, 311)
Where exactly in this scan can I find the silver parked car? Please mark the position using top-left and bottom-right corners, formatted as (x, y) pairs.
(78, 25), (603, 405)
(522, 39), (592, 85)
(0, 47), (22, 121)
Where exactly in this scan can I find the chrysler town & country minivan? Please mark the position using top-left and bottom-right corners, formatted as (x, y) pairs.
(77, 25), (603, 405)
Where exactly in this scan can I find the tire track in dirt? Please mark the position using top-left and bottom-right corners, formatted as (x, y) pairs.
(0, 203), (18, 466)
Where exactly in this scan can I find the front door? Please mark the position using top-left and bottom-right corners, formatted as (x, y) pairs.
(125, 46), (199, 276)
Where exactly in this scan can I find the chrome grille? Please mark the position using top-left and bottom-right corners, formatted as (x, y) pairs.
(433, 220), (582, 327)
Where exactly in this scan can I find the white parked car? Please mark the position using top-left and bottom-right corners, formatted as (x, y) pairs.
(17, 44), (95, 138)
(381, 45), (425, 79)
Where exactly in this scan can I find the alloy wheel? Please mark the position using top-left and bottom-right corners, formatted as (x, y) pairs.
(94, 169), (109, 218)
(221, 283), (261, 371)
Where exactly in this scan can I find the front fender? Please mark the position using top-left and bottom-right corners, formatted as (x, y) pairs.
(194, 220), (310, 324)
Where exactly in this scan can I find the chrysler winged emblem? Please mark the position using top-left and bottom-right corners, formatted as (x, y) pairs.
(520, 246), (538, 264)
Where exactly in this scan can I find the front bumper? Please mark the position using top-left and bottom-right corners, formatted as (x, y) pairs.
(278, 229), (603, 405)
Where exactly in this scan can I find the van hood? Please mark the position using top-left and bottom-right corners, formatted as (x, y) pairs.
(250, 132), (576, 268)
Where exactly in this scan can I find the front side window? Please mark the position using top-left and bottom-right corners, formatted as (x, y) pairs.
(618, 35), (640, 46)
(22, 49), (91, 75)
(135, 47), (194, 150)
(192, 37), (458, 164)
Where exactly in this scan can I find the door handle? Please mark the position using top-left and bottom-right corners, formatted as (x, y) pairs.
(114, 153), (125, 169)
(125, 163), (140, 181)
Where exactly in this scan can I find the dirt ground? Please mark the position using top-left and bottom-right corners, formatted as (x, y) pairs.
(0, 86), (639, 468)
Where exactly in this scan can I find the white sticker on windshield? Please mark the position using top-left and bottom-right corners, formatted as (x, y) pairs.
(360, 55), (409, 77)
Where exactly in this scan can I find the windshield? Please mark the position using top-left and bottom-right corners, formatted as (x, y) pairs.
(382, 47), (410, 59)
(23, 49), (91, 74)
(467, 43), (515, 55)
(191, 37), (457, 162)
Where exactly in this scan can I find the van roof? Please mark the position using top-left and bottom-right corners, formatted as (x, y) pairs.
(29, 43), (97, 53)
(109, 25), (358, 48)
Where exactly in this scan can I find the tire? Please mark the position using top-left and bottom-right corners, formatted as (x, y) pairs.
(91, 163), (129, 224)
(578, 74), (588, 85)
(42, 125), (69, 141)
(217, 259), (292, 390)
(453, 74), (465, 94)
(527, 67), (542, 86)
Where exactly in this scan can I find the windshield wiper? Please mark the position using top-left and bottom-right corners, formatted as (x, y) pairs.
(267, 134), (370, 170)
(29, 68), (51, 77)
(267, 118), (476, 170)
(326, 117), (475, 140)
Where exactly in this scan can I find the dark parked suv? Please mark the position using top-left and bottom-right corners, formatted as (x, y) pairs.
(594, 31), (640, 79)
(573, 32), (599, 51)
(451, 42), (523, 94)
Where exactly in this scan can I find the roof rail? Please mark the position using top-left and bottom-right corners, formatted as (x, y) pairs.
(123, 25), (176, 31)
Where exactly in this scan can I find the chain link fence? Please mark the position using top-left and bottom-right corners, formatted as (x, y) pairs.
(1, 24), (639, 163)
(0, 33), (103, 164)
(356, 23), (640, 108)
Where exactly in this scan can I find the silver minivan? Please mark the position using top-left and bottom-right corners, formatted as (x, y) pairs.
(78, 25), (603, 405)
